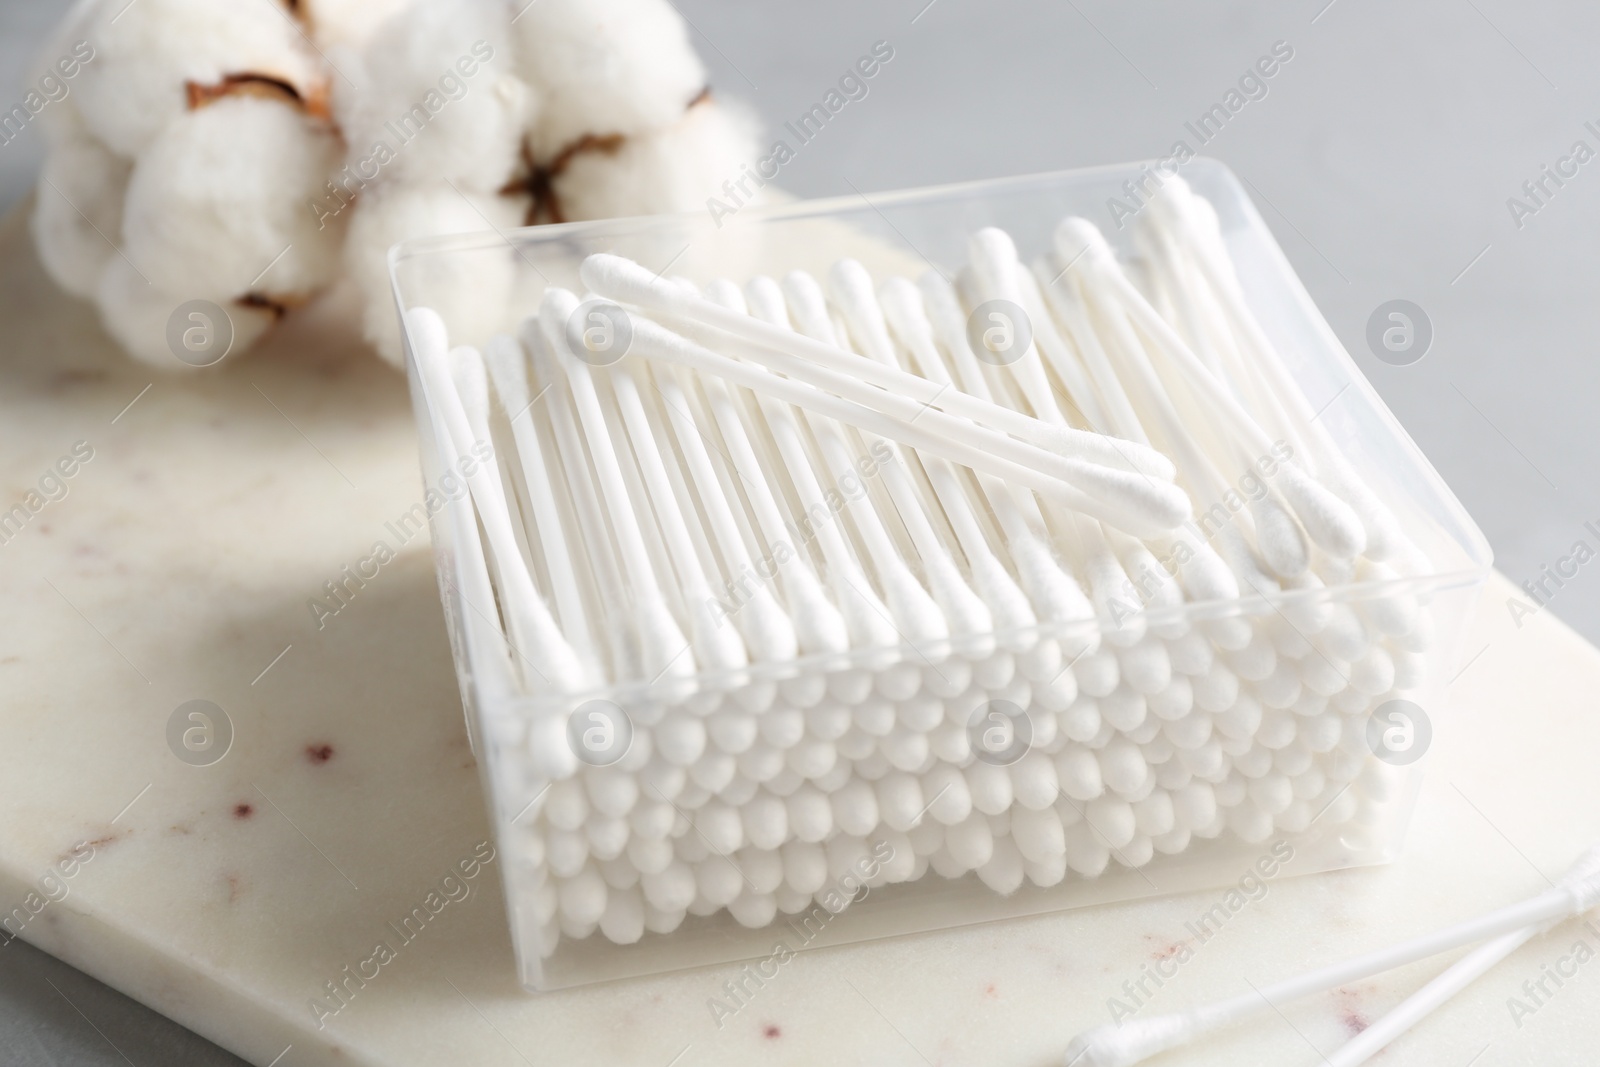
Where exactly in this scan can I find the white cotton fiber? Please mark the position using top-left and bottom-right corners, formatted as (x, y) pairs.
(344, 180), (530, 366)
(121, 95), (345, 302)
(299, 0), (412, 51)
(337, 0), (535, 191)
(32, 129), (131, 300)
(94, 257), (274, 368)
(512, 0), (707, 160)
(73, 0), (323, 158)
(551, 100), (758, 222)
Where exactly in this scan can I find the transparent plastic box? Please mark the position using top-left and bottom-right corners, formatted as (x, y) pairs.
(391, 159), (1492, 991)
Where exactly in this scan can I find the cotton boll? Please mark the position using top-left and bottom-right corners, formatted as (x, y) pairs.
(338, 0), (534, 191)
(299, 0), (412, 51)
(75, 0), (325, 158)
(33, 131), (131, 300)
(346, 180), (528, 365)
(122, 96), (345, 302)
(512, 0), (707, 160)
(550, 100), (759, 222)
(95, 258), (274, 368)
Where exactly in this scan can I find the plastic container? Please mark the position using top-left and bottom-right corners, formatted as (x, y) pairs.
(391, 159), (1492, 990)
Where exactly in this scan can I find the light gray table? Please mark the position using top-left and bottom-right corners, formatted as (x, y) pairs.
(2, 1), (1595, 1062)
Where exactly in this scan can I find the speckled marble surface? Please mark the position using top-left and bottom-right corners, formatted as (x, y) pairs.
(1, 199), (1597, 1067)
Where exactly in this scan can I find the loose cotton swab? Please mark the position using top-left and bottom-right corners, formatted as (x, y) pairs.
(1321, 840), (1600, 1067)
(1063, 838), (1600, 1066)
(578, 252), (1178, 481)
(619, 310), (1182, 538)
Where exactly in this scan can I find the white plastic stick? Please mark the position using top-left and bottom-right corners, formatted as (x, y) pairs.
(1064, 842), (1600, 1066)
(579, 253), (1176, 480)
(484, 335), (600, 679)
(622, 310), (1182, 538)
(404, 308), (586, 692)
(537, 289), (695, 687)
(1323, 841), (1600, 1067)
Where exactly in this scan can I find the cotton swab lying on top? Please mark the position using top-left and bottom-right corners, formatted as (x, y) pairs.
(1063, 837), (1600, 1066)
(579, 252), (1179, 481)
(616, 308), (1187, 538)
(658, 293), (1192, 538)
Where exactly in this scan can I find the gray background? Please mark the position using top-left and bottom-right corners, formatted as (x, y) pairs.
(2, 0), (1594, 1062)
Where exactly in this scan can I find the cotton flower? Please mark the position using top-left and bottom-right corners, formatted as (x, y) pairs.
(297, 0), (413, 51)
(33, 0), (763, 370)
(345, 180), (531, 366)
(95, 257), (275, 368)
(551, 97), (759, 222)
(511, 0), (709, 161)
(334, 0), (536, 192)
(121, 95), (346, 302)
(72, 0), (325, 158)
(32, 129), (130, 300)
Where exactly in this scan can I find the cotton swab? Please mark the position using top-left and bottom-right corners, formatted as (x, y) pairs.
(520, 320), (642, 685)
(602, 338), (750, 677)
(578, 252), (1179, 481)
(727, 276), (880, 662)
(914, 271), (1100, 642)
(484, 336), (602, 680)
(1144, 180), (1415, 568)
(827, 259), (996, 657)
(406, 308), (586, 692)
(635, 346), (811, 665)
(619, 308), (1184, 538)
(1063, 838), (1600, 1066)
(878, 276), (1039, 647)
(774, 270), (952, 659)
(667, 289), (1190, 538)
(1054, 217), (1367, 562)
(1321, 840), (1600, 1067)
(537, 289), (696, 690)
